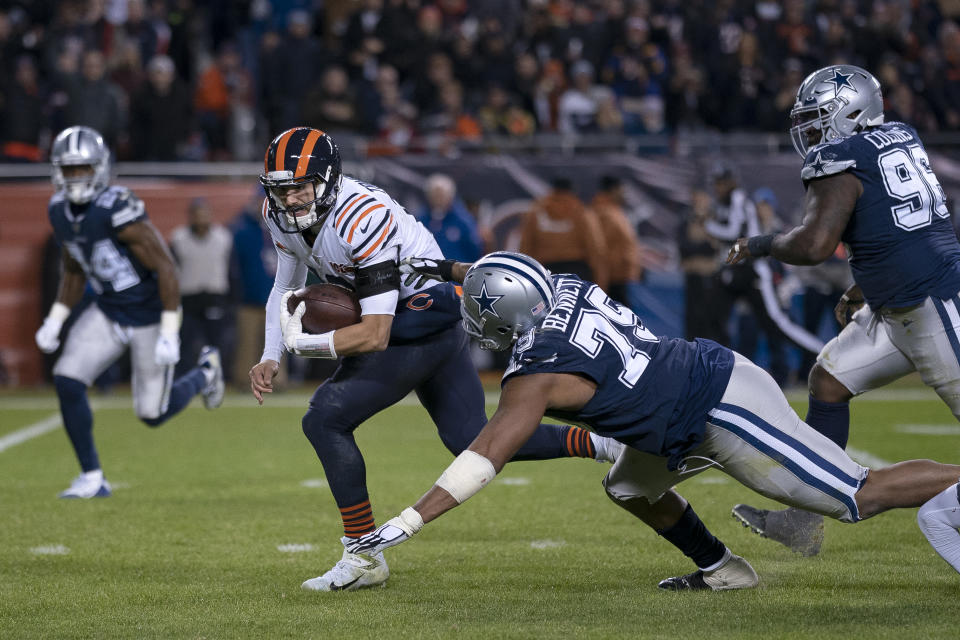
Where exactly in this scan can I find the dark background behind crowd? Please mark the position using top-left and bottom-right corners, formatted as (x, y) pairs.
(2, 0), (960, 163)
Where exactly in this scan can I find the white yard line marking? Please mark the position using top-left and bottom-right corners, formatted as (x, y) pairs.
(0, 413), (61, 453)
(530, 540), (565, 549)
(300, 479), (328, 488)
(277, 543), (315, 553)
(499, 477), (531, 486)
(895, 424), (960, 435)
(30, 545), (70, 555)
(846, 446), (891, 469)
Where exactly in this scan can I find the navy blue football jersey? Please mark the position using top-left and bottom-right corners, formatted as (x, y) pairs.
(502, 275), (734, 470)
(801, 122), (960, 309)
(48, 185), (162, 326)
(391, 282), (462, 344)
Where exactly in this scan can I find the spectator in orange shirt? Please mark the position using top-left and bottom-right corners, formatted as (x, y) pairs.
(194, 42), (250, 159)
(591, 175), (642, 305)
(519, 177), (608, 290)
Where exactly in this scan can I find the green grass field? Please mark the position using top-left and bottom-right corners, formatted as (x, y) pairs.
(1, 385), (959, 639)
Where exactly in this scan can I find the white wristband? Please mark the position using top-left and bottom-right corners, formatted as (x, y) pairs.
(397, 507), (424, 536)
(47, 302), (71, 324)
(436, 450), (497, 504)
(160, 309), (181, 336)
(293, 330), (338, 359)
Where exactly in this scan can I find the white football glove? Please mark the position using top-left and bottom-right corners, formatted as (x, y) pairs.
(280, 290), (306, 352)
(399, 257), (456, 288)
(35, 302), (71, 353)
(343, 507), (424, 555)
(154, 310), (181, 366)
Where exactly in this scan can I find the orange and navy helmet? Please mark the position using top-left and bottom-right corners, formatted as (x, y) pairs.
(259, 127), (342, 233)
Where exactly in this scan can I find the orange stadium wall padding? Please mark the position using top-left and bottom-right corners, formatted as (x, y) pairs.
(0, 180), (257, 386)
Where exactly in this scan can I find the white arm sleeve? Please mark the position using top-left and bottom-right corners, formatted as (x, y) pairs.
(359, 290), (399, 316)
(261, 249), (308, 363)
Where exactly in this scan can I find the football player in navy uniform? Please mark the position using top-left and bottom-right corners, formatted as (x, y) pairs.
(37, 126), (224, 499)
(727, 65), (960, 567)
(246, 127), (623, 592)
(342, 252), (960, 587)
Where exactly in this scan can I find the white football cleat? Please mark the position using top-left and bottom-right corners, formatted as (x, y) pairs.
(59, 470), (112, 499)
(198, 346), (224, 410)
(301, 543), (389, 592)
(658, 550), (759, 591)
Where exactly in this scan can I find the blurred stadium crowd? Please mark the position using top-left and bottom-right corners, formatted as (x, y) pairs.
(1, 0), (959, 163)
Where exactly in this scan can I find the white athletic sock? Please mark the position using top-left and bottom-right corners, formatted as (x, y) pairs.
(590, 434), (625, 463)
(701, 546), (732, 572)
(82, 469), (104, 482)
(917, 482), (960, 573)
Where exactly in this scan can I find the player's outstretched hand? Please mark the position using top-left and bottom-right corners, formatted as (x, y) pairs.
(343, 508), (424, 555)
(279, 290), (306, 352)
(725, 237), (751, 264)
(249, 359), (279, 405)
(399, 257), (456, 288)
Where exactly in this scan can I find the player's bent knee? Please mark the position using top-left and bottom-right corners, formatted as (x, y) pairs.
(301, 405), (346, 442)
(809, 364), (853, 403)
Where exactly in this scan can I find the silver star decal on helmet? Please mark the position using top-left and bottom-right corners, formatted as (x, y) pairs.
(471, 282), (503, 318)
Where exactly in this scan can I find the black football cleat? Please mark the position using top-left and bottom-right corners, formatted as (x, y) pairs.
(732, 504), (824, 557)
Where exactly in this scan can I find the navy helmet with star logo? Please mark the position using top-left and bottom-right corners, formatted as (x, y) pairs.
(461, 251), (556, 351)
(789, 65), (884, 157)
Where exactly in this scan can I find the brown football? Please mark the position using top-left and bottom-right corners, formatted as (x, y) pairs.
(287, 284), (361, 334)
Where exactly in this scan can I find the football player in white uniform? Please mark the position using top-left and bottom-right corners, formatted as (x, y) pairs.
(39, 126), (224, 499)
(247, 127), (623, 592)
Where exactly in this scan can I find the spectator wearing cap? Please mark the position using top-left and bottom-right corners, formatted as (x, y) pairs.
(591, 176), (642, 306)
(519, 177), (608, 290)
(415, 173), (484, 263)
(557, 60), (616, 133)
(129, 54), (193, 160)
(169, 198), (234, 377)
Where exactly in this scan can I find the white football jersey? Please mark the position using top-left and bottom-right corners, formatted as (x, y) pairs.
(260, 176), (445, 361)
